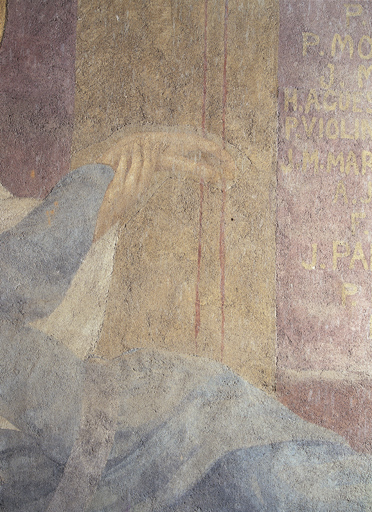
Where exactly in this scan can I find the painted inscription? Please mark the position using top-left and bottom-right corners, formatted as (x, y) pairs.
(276, 1), (372, 451)
(277, 2), (372, 375)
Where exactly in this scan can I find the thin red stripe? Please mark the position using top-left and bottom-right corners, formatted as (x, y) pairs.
(195, 178), (204, 349)
(222, 0), (228, 148)
(202, 0), (208, 136)
(195, 0), (209, 353)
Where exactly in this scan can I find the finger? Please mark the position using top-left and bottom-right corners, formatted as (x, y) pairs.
(161, 155), (228, 183)
(100, 140), (132, 170)
(94, 151), (135, 241)
(115, 153), (130, 185)
(157, 135), (235, 177)
(130, 142), (143, 184)
(140, 137), (155, 190)
(149, 132), (231, 160)
(99, 131), (236, 192)
(102, 153), (129, 208)
(101, 132), (223, 167)
(101, 132), (236, 180)
(160, 152), (234, 181)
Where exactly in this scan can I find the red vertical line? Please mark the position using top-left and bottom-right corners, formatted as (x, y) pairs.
(195, 0), (209, 353)
(221, 0), (229, 149)
(195, 178), (205, 347)
(220, 0), (228, 362)
(202, 0), (208, 136)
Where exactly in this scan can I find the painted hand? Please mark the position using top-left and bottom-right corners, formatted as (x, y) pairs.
(93, 131), (236, 241)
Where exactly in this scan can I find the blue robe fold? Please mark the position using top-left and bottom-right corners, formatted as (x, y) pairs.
(0, 165), (371, 511)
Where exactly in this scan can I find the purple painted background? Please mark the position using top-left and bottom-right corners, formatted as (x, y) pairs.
(277, 0), (372, 451)
(0, 0), (77, 198)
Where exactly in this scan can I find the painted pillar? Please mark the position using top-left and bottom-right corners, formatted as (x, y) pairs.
(0, 0), (77, 198)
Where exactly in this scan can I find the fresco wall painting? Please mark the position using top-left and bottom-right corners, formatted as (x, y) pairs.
(0, 0), (372, 510)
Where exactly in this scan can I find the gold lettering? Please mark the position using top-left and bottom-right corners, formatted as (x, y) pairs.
(358, 65), (372, 88)
(284, 88), (297, 112)
(327, 152), (345, 174)
(303, 32), (320, 57)
(339, 91), (351, 111)
(346, 151), (359, 175)
(358, 35), (372, 60)
(360, 181), (372, 203)
(341, 118), (355, 139)
(323, 90), (337, 110)
(285, 117), (298, 140)
(353, 92), (362, 112)
(302, 243), (317, 270)
(362, 150), (372, 174)
(333, 241), (350, 270)
(351, 212), (366, 235)
(345, 4), (363, 28)
(355, 118), (360, 140)
(331, 34), (354, 58)
(342, 282), (358, 306)
(302, 150), (319, 174)
(301, 116), (317, 137)
(281, 148), (293, 174)
(366, 92), (372, 113)
(361, 119), (372, 139)
(305, 89), (321, 114)
(333, 181), (348, 204)
(320, 64), (335, 89)
(319, 117), (324, 138)
(350, 242), (368, 269)
(326, 118), (339, 139)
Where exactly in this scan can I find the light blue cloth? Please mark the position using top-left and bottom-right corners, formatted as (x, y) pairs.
(0, 165), (371, 511)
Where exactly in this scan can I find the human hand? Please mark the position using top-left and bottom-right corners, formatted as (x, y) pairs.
(93, 131), (235, 241)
